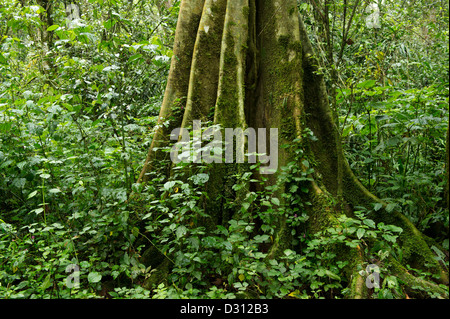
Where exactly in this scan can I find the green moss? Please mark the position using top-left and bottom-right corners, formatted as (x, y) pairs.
(289, 6), (296, 16)
(278, 35), (290, 51)
(289, 41), (302, 53)
(242, 6), (250, 18)
(215, 31), (241, 128)
(280, 108), (297, 141)
(141, 246), (166, 268)
(267, 218), (291, 259)
(388, 257), (449, 298)
(183, 1), (228, 121)
(347, 261), (368, 299)
(143, 259), (171, 290)
(307, 191), (335, 233)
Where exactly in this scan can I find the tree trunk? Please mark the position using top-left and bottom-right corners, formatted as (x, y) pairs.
(37, 0), (55, 47)
(136, 0), (448, 298)
(446, 123), (449, 209)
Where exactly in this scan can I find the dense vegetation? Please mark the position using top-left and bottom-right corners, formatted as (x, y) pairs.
(0, 0), (448, 299)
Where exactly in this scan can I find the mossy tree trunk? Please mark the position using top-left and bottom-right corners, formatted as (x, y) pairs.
(446, 123), (449, 210)
(137, 0), (449, 298)
(37, 0), (55, 47)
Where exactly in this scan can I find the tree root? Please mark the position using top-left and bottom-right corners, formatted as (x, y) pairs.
(346, 255), (449, 299)
(388, 258), (449, 299)
(349, 267), (369, 299)
(142, 257), (171, 291)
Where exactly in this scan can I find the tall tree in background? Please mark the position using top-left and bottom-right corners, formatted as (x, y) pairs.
(136, 0), (448, 298)
(36, 0), (55, 46)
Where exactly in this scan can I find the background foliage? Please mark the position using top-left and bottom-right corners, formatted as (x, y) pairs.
(300, 0), (449, 238)
(0, 0), (448, 299)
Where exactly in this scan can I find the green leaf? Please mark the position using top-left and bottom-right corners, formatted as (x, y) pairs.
(254, 234), (270, 243)
(385, 203), (396, 213)
(0, 53), (7, 65)
(88, 272), (102, 283)
(191, 173), (209, 185)
(283, 249), (295, 257)
(176, 225), (187, 239)
(103, 19), (115, 30)
(41, 274), (52, 290)
(384, 224), (403, 233)
(357, 79), (377, 89)
(357, 228), (366, 239)
(325, 270), (341, 281)
(216, 225), (228, 236)
(12, 178), (26, 189)
(151, 36), (163, 47)
(363, 219), (376, 228)
(373, 203), (383, 211)
(239, 202), (250, 215)
(0, 122), (12, 133)
(382, 234), (398, 243)
(33, 208), (44, 215)
(47, 25), (59, 31)
(28, 190), (38, 199)
(262, 200), (272, 207)
(271, 197), (280, 206)
(49, 188), (61, 193)
(128, 53), (143, 62)
(132, 227), (139, 238)
(163, 181), (176, 191)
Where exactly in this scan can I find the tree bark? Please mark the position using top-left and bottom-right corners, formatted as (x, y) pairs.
(136, 0), (449, 298)
(138, 0), (205, 183)
(446, 123), (449, 209)
(37, 0), (55, 47)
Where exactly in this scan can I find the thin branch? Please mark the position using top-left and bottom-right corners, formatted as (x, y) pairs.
(337, 0), (361, 66)
(309, 0), (326, 21)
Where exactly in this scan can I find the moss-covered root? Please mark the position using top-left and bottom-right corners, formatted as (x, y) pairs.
(388, 258), (449, 299)
(348, 267), (369, 299)
(142, 259), (171, 291)
(339, 148), (449, 285)
(345, 247), (370, 299)
(391, 210), (449, 285)
(347, 178), (449, 286)
(266, 216), (291, 260)
(137, 0), (205, 184)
